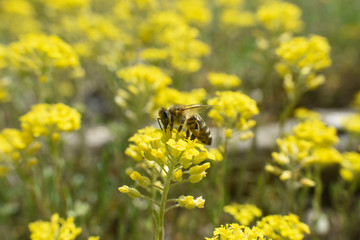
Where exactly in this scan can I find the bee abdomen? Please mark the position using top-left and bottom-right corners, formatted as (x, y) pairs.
(187, 115), (212, 145)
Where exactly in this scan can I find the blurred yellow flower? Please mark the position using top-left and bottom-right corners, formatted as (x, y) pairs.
(178, 195), (205, 209)
(117, 64), (171, 93)
(276, 35), (331, 72)
(176, 0), (212, 27)
(208, 72), (242, 89)
(206, 224), (267, 240)
(340, 152), (360, 181)
(294, 107), (321, 120)
(208, 91), (259, 131)
(256, 213), (310, 240)
(293, 119), (339, 147)
(352, 91), (360, 111)
(256, 1), (303, 33)
(342, 114), (360, 134)
(221, 10), (255, 28)
(9, 34), (82, 80)
(20, 103), (81, 138)
(29, 213), (82, 240)
(224, 203), (262, 225)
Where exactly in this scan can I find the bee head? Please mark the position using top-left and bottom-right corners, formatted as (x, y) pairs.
(158, 107), (169, 130)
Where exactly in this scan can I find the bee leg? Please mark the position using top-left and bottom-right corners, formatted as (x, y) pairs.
(186, 129), (190, 139)
(170, 114), (174, 131)
(157, 118), (163, 131)
(177, 117), (186, 135)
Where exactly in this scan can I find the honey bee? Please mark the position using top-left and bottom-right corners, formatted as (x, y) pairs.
(157, 104), (213, 145)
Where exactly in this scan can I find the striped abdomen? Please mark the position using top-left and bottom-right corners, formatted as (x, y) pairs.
(186, 115), (212, 145)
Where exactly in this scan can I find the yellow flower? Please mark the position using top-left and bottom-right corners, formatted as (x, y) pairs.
(340, 152), (360, 181)
(256, 213), (310, 240)
(176, 0), (212, 27)
(130, 171), (151, 187)
(342, 114), (360, 134)
(208, 91), (259, 131)
(221, 10), (255, 28)
(303, 147), (342, 166)
(206, 224), (267, 240)
(20, 103), (81, 138)
(276, 35), (331, 72)
(256, 1), (303, 33)
(124, 127), (214, 183)
(224, 203), (262, 225)
(208, 72), (242, 89)
(118, 185), (141, 198)
(29, 213), (82, 240)
(38, 0), (89, 11)
(178, 195), (205, 209)
(293, 119), (339, 147)
(294, 108), (321, 120)
(9, 34), (82, 79)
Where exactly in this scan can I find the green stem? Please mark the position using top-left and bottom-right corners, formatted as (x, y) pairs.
(155, 158), (175, 240)
(49, 138), (63, 212)
(313, 166), (323, 218)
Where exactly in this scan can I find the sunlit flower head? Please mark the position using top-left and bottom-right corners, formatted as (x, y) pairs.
(224, 203), (262, 225)
(29, 213), (82, 240)
(117, 64), (171, 93)
(276, 35), (331, 72)
(342, 114), (360, 135)
(176, 0), (212, 27)
(293, 119), (339, 147)
(20, 103), (81, 138)
(207, 91), (259, 132)
(125, 126), (215, 171)
(256, 213), (310, 240)
(205, 224), (267, 240)
(220, 10), (255, 28)
(340, 152), (360, 181)
(256, 1), (303, 33)
(208, 72), (242, 89)
(294, 108), (321, 121)
(9, 34), (82, 81)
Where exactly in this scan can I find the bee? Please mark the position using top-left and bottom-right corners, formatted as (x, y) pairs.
(157, 104), (213, 145)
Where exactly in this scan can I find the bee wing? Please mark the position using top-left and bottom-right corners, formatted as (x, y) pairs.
(181, 104), (215, 111)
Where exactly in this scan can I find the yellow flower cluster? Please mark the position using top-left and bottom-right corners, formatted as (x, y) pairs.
(276, 35), (331, 72)
(256, 1), (303, 34)
(9, 34), (82, 82)
(340, 152), (360, 181)
(29, 213), (82, 240)
(178, 195), (205, 209)
(268, 118), (341, 185)
(125, 126), (214, 171)
(140, 11), (210, 72)
(28, 213), (99, 240)
(117, 64), (171, 93)
(0, 128), (38, 176)
(207, 72), (242, 89)
(175, 0), (212, 27)
(224, 203), (262, 225)
(0, 0), (40, 38)
(221, 9), (255, 29)
(205, 224), (267, 240)
(343, 114), (360, 135)
(293, 119), (339, 147)
(256, 213), (310, 240)
(20, 103), (81, 138)
(207, 91), (259, 139)
(294, 107), (321, 120)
